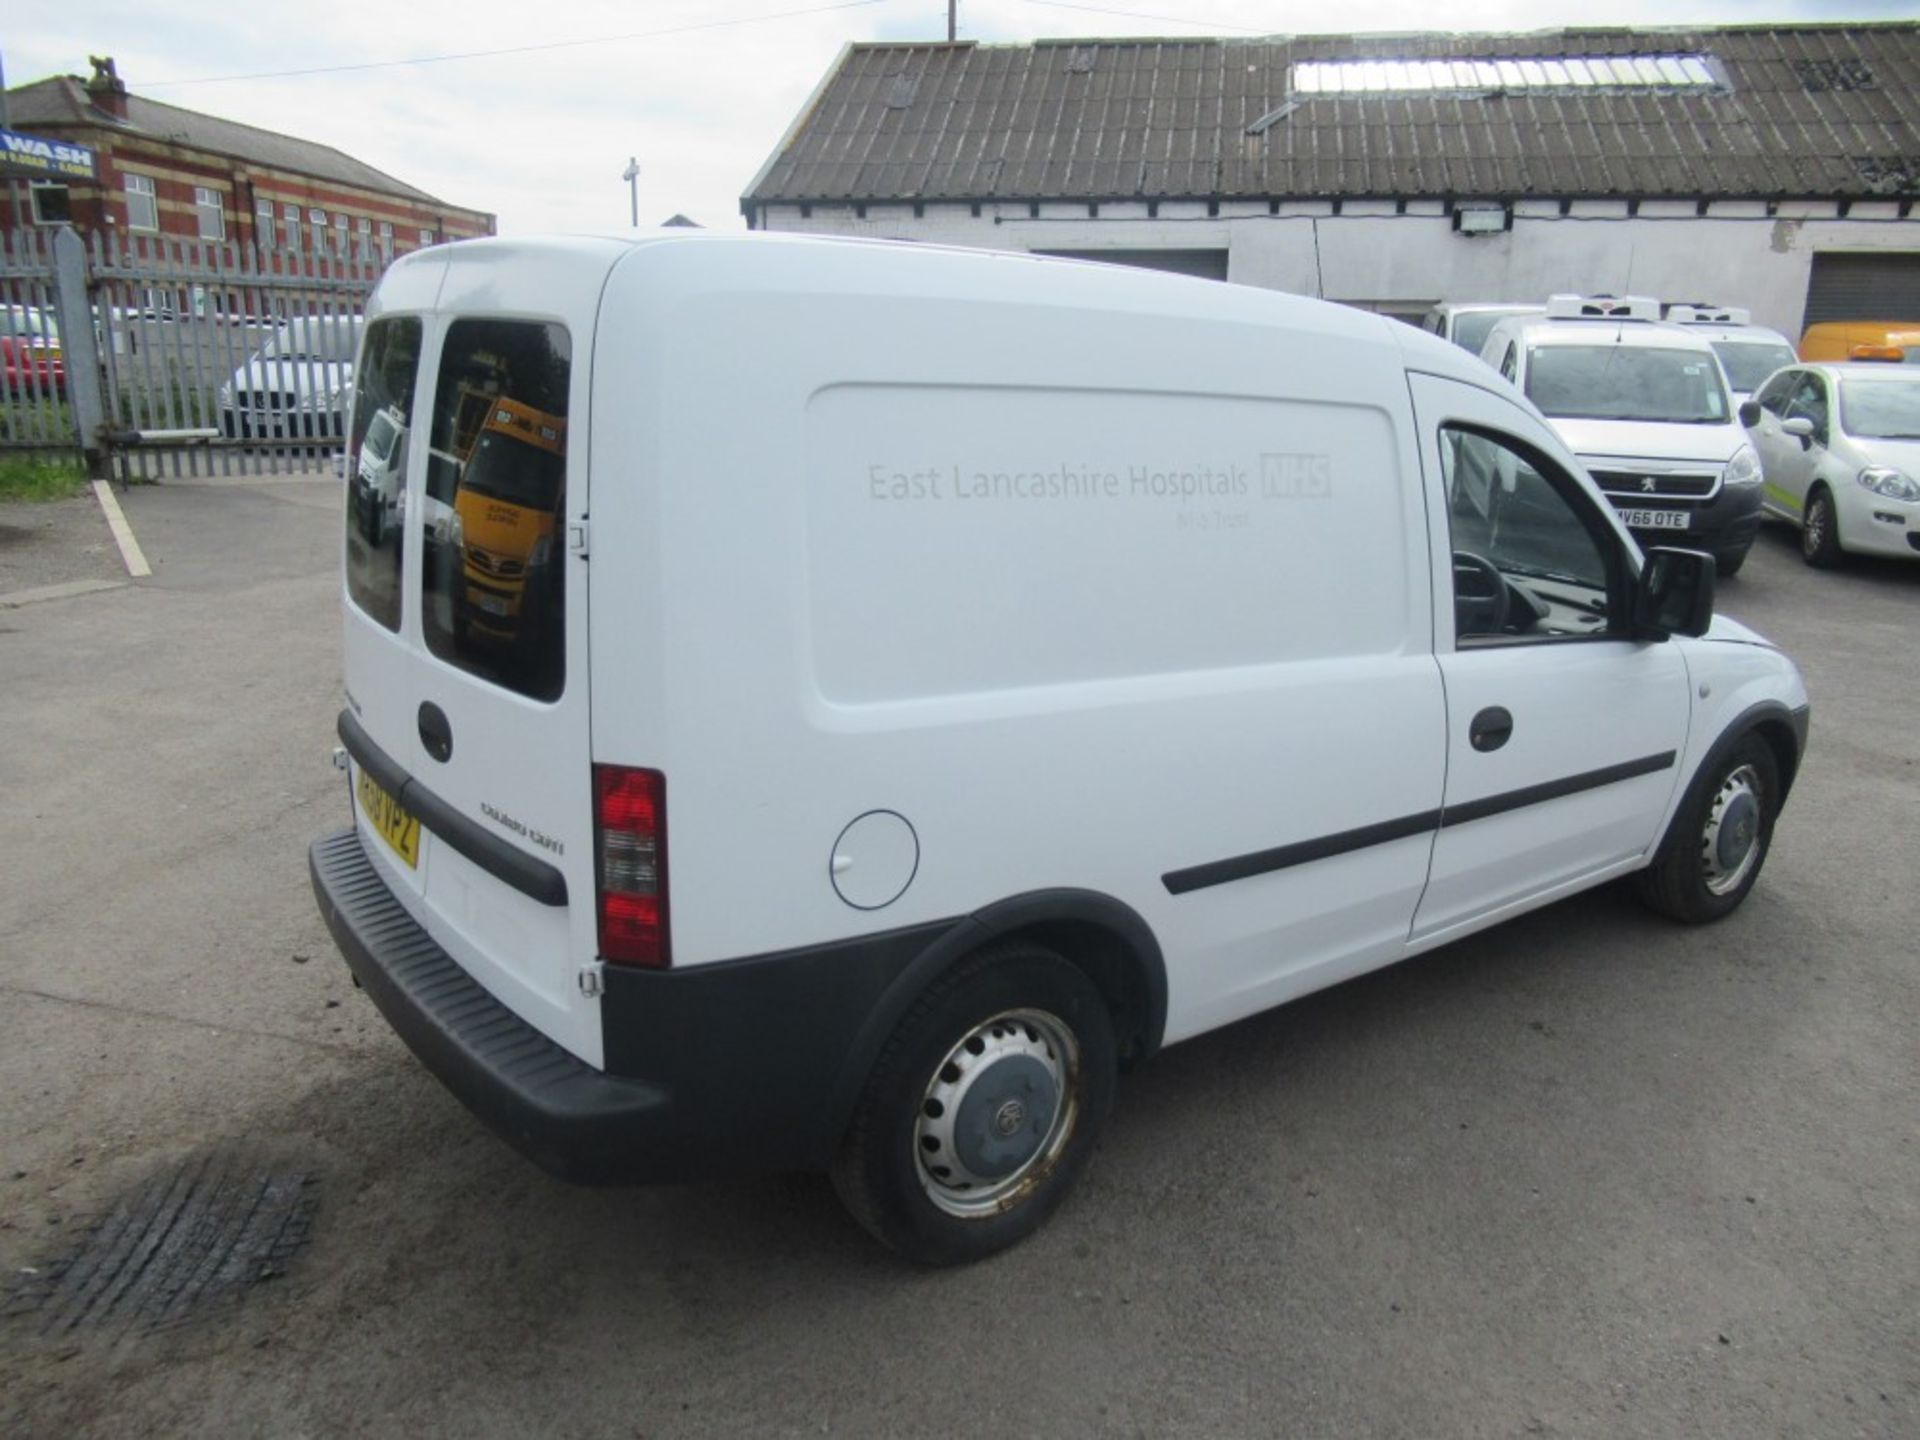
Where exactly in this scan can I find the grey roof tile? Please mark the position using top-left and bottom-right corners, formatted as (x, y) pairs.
(745, 23), (1920, 207)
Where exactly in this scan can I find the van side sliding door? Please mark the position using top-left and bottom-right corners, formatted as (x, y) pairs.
(1407, 373), (1690, 942)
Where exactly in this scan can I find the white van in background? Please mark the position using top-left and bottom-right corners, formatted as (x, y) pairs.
(312, 236), (1809, 1264)
(1420, 300), (1544, 355)
(1481, 295), (1765, 576)
(1663, 303), (1799, 403)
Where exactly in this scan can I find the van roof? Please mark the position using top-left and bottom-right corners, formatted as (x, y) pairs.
(1497, 314), (1718, 354)
(387, 227), (1447, 373)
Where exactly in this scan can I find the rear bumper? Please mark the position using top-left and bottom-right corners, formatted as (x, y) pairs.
(311, 828), (678, 1184)
(310, 827), (957, 1185)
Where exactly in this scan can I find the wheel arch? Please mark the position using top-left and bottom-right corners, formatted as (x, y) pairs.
(826, 888), (1168, 1148)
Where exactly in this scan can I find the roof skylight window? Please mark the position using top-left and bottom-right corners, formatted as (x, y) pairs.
(1292, 53), (1718, 94)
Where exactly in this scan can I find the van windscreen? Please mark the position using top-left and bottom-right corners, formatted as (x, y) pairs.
(1526, 344), (1729, 424)
(420, 319), (572, 703)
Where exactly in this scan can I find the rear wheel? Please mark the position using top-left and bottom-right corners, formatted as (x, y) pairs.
(1802, 486), (1844, 568)
(1635, 733), (1780, 923)
(832, 942), (1116, 1265)
(1714, 548), (1747, 578)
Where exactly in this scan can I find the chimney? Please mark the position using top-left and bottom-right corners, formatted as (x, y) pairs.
(86, 56), (129, 121)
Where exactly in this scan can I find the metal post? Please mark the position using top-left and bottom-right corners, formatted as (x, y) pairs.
(622, 157), (640, 227)
(948, 0), (956, 42)
(51, 225), (108, 477)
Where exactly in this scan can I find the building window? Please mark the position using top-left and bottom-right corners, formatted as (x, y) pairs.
(125, 173), (159, 231)
(283, 202), (301, 252)
(194, 186), (225, 240)
(334, 212), (349, 253)
(30, 183), (72, 225)
(255, 197), (275, 248)
(419, 227), (435, 246)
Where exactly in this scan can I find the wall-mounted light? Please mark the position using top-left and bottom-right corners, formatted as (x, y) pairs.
(1453, 203), (1512, 235)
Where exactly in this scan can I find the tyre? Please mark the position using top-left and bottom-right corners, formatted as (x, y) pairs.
(1801, 486), (1843, 568)
(1714, 548), (1747, 578)
(1635, 733), (1780, 924)
(831, 941), (1117, 1265)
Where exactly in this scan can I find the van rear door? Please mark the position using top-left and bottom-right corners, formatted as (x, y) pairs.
(342, 241), (619, 1067)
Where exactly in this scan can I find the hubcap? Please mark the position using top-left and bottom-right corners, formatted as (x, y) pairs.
(915, 1008), (1079, 1218)
(1701, 763), (1764, 896)
(1804, 499), (1826, 555)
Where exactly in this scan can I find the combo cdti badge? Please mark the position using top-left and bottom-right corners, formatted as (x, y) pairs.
(310, 232), (1810, 1265)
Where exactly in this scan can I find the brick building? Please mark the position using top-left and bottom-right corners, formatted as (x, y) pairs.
(3, 57), (493, 257)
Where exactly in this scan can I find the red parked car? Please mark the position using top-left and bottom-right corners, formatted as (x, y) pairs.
(2, 305), (66, 399)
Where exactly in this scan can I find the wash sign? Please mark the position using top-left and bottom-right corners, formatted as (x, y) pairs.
(0, 127), (97, 181)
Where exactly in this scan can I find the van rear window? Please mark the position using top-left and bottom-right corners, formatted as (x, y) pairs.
(344, 317), (422, 631)
(419, 319), (572, 702)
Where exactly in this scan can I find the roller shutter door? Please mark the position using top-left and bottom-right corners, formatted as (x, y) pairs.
(1034, 248), (1230, 281)
(1803, 252), (1920, 326)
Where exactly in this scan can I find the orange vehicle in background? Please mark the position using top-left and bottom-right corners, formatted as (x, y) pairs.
(1798, 321), (1920, 363)
(451, 396), (568, 641)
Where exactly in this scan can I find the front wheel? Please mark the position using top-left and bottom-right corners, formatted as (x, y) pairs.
(1635, 734), (1781, 923)
(1802, 486), (1844, 568)
(1714, 547), (1748, 578)
(831, 942), (1117, 1265)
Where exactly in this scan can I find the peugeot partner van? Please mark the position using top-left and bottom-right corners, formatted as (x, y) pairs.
(1481, 296), (1764, 576)
(312, 234), (1809, 1265)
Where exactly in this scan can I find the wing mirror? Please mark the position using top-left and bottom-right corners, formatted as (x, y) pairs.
(1780, 416), (1816, 447)
(1634, 547), (1715, 639)
(1738, 400), (1761, 428)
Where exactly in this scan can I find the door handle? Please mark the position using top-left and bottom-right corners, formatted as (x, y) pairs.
(1469, 705), (1513, 752)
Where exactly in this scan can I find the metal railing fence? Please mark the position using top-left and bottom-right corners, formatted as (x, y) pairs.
(2, 226), (387, 479)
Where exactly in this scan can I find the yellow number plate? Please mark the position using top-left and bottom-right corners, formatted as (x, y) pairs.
(357, 767), (420, 868)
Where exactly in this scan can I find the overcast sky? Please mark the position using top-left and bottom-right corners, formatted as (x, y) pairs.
(6, 1), (1910, 234)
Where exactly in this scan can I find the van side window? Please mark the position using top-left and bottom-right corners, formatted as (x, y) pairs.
(1498, 344), (1517, 382)
(345, 317), (423, 632)
(1439, 426), (1618, 645)
(419, 319), (572, 703)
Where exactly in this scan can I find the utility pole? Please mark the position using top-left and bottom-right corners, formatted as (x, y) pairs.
(947, 1), (957, 42)
(622, 156), (640, 228)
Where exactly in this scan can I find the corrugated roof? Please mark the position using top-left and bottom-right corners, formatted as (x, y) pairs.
(6, 75), (455, 207)
(743, 24), (1920, 208)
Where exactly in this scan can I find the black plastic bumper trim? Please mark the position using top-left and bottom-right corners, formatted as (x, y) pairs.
(336, 709), (567, 907)
(311, 828), (666, 1184)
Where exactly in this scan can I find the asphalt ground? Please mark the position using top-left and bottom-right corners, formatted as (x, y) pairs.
(0, 477), (1914, 1439)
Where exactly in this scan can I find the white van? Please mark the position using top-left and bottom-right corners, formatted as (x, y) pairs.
(1418, 301), (1544, 355)
(1480, 296), (1765, 576)
(1662, 303), (1799, 404)
(311, 234), (1809, 1264)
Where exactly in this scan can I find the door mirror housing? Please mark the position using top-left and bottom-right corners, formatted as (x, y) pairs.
(1634, 547), (1715, 639)
(1737, 399), (1762, 428)
(1781, 415), (1816, 442)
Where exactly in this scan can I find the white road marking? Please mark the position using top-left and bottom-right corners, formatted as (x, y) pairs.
(91, 479), (153, 578)
(0, 577), (129, 609)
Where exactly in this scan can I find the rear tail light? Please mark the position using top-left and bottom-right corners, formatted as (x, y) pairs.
(593, 765), (669, 968)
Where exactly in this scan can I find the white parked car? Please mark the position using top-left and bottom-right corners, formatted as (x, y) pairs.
(1663, 303), (1799, 404)
(311, 234), (1809, 1264)
(219, 314), (363, 440)
(1743, 361), (1920, 566)
(1481, 296), (1763, 575)
(348, 405), (408, 544)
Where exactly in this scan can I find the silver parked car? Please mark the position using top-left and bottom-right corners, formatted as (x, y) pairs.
(219, 314), (363, 440)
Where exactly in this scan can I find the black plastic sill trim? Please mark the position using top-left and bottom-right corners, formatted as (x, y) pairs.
(336, 708), (568, 908)
(1163, 749), (1677, 896)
